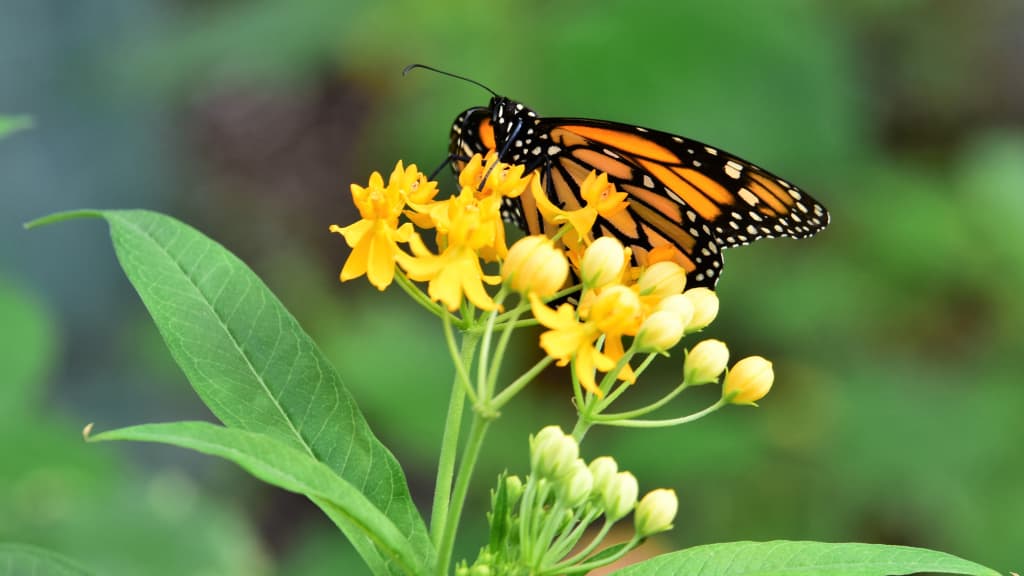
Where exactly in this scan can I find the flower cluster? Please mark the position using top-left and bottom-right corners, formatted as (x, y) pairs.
(330, 154), (530, 310)
(457, 426), (678, 576)
(332, 157), (775, 422)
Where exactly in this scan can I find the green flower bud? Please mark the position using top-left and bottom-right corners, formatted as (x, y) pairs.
(602, 471), (638, 522)
(634, 488), (678, 537)
(683, 339), (730, 385)
(504, 474), (524, 507)
(587, 456), (618, 501)
(558, 459), (594, 507)
(530, 425), (579, 480)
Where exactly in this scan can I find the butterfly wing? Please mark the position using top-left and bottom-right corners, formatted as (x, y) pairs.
(528, 118), (829, 286)
(448, 104), (829, 288)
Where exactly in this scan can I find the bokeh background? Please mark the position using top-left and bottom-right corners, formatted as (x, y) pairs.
(2, 0), (1022, 573)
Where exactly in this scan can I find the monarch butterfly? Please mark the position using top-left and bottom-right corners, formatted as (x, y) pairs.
(407, 65), (829, 288)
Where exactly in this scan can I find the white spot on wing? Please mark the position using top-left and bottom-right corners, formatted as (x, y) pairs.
(725, 160), (742, 179)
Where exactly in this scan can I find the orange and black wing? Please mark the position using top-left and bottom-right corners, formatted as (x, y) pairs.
(528, 118), (829, 287)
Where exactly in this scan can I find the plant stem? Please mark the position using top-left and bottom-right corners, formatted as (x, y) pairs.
(596, 398), (728, 427)
(429, 332), (480, 546)
(435, 413), (491, 576)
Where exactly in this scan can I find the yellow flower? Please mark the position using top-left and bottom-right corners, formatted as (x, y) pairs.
(399, 184), (509, 311)
(502, 235), (570, 297)
(722, 356), (774, 405)
(331, 162), (427, 290)
(400, 233), (500, 311)
(458, 152), (531, 200)
(530, 294), (614, 396)
(588, 285), (643, 336)
(532, 170), (628, 241)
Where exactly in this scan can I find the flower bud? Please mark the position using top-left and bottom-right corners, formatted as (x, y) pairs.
(581, 237), (627, 288)
(655, 294), (695, 328)
(722, 356), (774, 405)
(504, 475), (524, 507)
(634, 489), (678, 537)
(682, 287), (719, 331)
(529, 425), (579, 480)
(502, 235), (569, 297)
(558, 459), (594, 507)
(602, 471), (638, 522)
(635, 310), (685, 352)
(683, 339), (730, 385)
(589, 285), (642, 334)
(587, 456), (618, 500)
(636, 261), (686, 298)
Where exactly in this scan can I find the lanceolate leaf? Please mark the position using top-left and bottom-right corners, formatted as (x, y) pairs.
(613, 541), (1000, 576)
(29, 210), (432, 574)
(89, 422), (422, 574)
(0, 543), (92, 576)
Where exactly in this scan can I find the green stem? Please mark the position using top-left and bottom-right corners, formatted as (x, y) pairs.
(558, 535), (642, 575)
(491, 356), (553, 409)
(486, 301), (528, 396)
(429, 332), (480, 546)
(394, 271), (451, 321)
(476, 289), (507, 398)
(443, 313), (479, 405)
(596, 398), (728, 427)
(542, 515), (612, 574)
(435, 414), (492, 576)
(594, 379), (690, 421)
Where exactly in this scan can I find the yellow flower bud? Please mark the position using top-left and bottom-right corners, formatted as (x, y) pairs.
(502, 235), (569, 297)
(581, 236), (628, 288)
(529, 425), (579, 479)
(683, 339), (730, 385)
(558, 459), (594, 507)
(602, 471), (638, 522)
(636, 310), (686, 352)
(634, 489), (678, 537)
(682, 287), (719, 331)
(589, 285), (643, 334)
(723, 356), (774, 405)
(655, 294), (695, 328)
(636, 261), (686, 298)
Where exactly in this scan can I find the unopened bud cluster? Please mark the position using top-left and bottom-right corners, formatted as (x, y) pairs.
(459, 425), (679, 575)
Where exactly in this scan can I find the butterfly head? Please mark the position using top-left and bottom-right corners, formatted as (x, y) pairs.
(450, 97), (540, 164)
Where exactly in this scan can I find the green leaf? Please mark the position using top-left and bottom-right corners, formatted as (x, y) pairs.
(0, 543), (92, 576)
(613, 541), (1000, 576)
(0, 116), (32, 139)
(28, 210), (432, 574)
(89, 421), (422, 575)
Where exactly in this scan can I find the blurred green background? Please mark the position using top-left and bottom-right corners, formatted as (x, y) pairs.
(2, 0), (1022, 573)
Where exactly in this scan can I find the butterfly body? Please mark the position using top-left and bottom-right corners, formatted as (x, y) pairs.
(449, 96), (829, 288)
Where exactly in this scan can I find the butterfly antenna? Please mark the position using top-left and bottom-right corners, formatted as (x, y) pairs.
(402, 64), (498, 97)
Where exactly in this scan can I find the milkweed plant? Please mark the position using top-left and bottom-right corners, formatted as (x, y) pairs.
(17, 148), (1002, 575)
